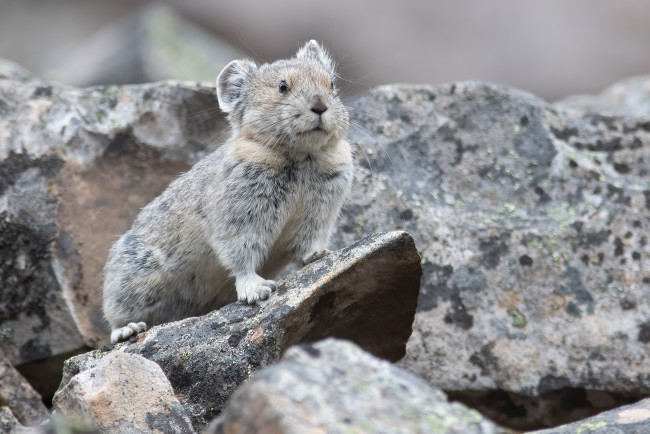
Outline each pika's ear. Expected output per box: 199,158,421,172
217,59,256,113
296,40,334,75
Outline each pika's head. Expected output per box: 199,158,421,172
217,40,349,154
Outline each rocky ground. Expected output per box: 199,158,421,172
0,58,649,432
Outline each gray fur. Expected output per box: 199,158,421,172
216,59,256,115
103,40,353,343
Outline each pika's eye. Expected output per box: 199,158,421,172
279,80,289,94
330,80,334,90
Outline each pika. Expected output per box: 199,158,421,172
102,41,353,343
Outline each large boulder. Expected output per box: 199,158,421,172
54,231,421,431
331,81,650,428
211,338,512,434
0,62,227,366
3,54,650,430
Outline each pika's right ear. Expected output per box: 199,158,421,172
217,59,256,113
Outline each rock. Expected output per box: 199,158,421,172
56,231,421,431
0,407,29,434
556,75,650,118
211,338,512,434
39,4,246,87
331,82,650,428
24,413,100,434
0,63,227,362
13,349,88,408
5,55,649,430
531,397,650,434
53,351,195,433
0,351,48,427
0,58,41,84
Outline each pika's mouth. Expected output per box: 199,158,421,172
298,125,326,135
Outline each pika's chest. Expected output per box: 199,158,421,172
273,153,343,184
286,159,352,202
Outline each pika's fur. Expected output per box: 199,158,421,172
102,41,353,343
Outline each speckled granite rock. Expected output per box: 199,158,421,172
531,397,650,434
210,338,512,434
0,62,226,359
53,351,195,433
56,231,421,431
556,75,650,118
329,82,650,427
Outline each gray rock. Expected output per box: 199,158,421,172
39,4,246,87
531,397,650,434
0,66,227,360
0,351,48,427
211,338,512,434
0,58,41,84
556,75,650,118
20,413,100,434
53,351,195,433
56,231,421,431
0,407,29,434
5,56,649,430
330,82,650,426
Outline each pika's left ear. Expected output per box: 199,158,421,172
296,40,335,75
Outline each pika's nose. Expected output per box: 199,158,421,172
310,94,328,115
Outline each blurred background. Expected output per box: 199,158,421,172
1,0,650,101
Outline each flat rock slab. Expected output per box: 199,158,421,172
57,231,421,431
329,81,650,426
212,338,512,434
531,397,650,434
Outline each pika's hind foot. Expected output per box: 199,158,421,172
110,322,147,343
236,274,276,304
301,249,331,266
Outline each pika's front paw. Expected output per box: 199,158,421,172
110,322,147,343
236,274,276,304
301,249,331,266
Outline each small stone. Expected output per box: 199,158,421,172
53,351,195,433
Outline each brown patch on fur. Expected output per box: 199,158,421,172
316,140,352,172
231,138,287,169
